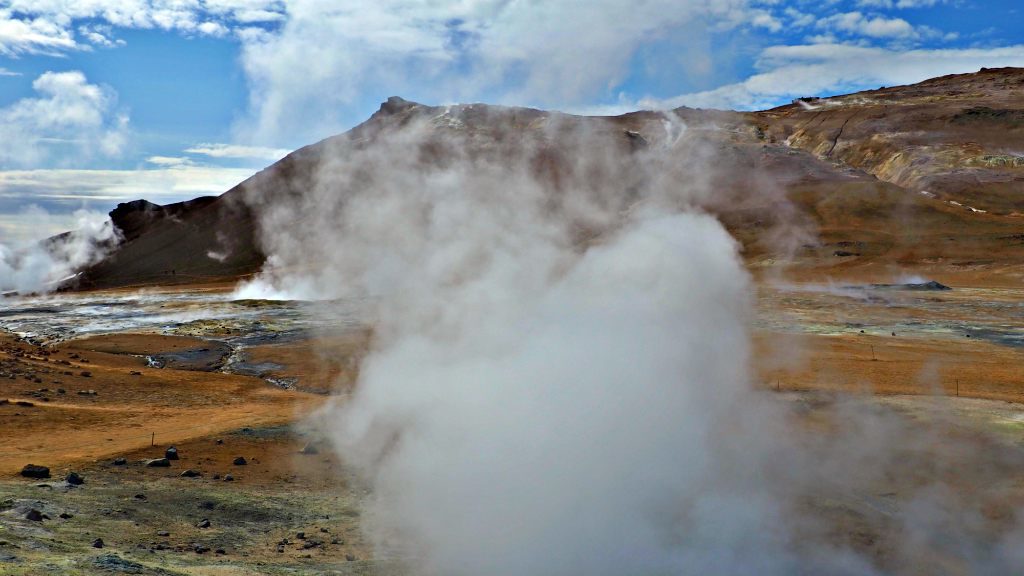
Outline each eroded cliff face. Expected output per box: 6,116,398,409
757,67,1024,216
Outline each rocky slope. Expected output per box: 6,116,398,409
72,68,1024,290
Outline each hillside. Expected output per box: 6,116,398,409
73,68,1024,290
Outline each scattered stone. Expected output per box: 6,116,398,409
92,538,104,549
276,545,285,553
112,458,127,466
157,531,169,537
300,442,320,455
346,554,356,562
134,494,147,500
77,390,97,396
180,469,201,478
145,458,170,468
129,371,142,376
56,388,65,394
296,532,305,540
215,549,225,555
212,474,221,480
65,472,84,485
331,538,343,545
302,540,320,550
25,509,43,522
223,474,234,482
193,544,210,554
20,464,50,479
196,519,211,529
92,553,145,574
232,456,247,466
215,438,223,445
59,512,73,519
320,527,329,533
80,371,92,378
165,446,179,460
15,401,33,407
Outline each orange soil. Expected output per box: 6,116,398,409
0,333,325,475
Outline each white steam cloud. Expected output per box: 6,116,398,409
240,105,1024,574
0,208,120,294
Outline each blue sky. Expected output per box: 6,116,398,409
0,0,1022,241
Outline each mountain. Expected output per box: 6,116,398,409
72,68,1024,291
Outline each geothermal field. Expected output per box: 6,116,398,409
1,68,1023,575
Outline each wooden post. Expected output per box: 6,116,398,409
151,432,155,447
871,345,876,361
956,378,959,397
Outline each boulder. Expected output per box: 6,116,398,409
232,457,247,466
145,458,171,468
165,446,179,460
65,472,84,485
20,464,50,479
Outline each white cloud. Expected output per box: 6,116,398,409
632,43,1024,111
184,142,290,161
818,11,917,39
0,71,129,167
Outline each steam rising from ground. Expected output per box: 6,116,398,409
0,208,119,294
241,109,1024,574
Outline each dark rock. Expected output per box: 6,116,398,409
80,371,91,377
145,458,170,467
157,531,169,537
179,469,201,478
112,458,127,466
134,493,147,500
65,472,84,485
232,456,247,466
296,532,305,540
15,401,33,407
299,442,320,455
193,544,210,554
20,464,50,479
92,538,104,548
215,548,225,555
196,518,210,528
25,509,43,521
165,446,179,460
59,512,73,519
346,554,356,561
223,474,234,482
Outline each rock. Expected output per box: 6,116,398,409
296,532,305,540
346,554,356,562
92,538,104,548
65,472,84,485
59,512,73,519
223,474,234,482
157,531,169,537
193,544,210,554
215,548,225,555
179,469,201,478
196,518,211,528
129,371,141,376
165,446,179,460
232,456,247,466
215,438,223,445
112,458,127,466
145,458,170,467
20,464,50,479
15,401,33,407
80,371,91,378
300,442,320,455
25,509,43,521
134,494,147,500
